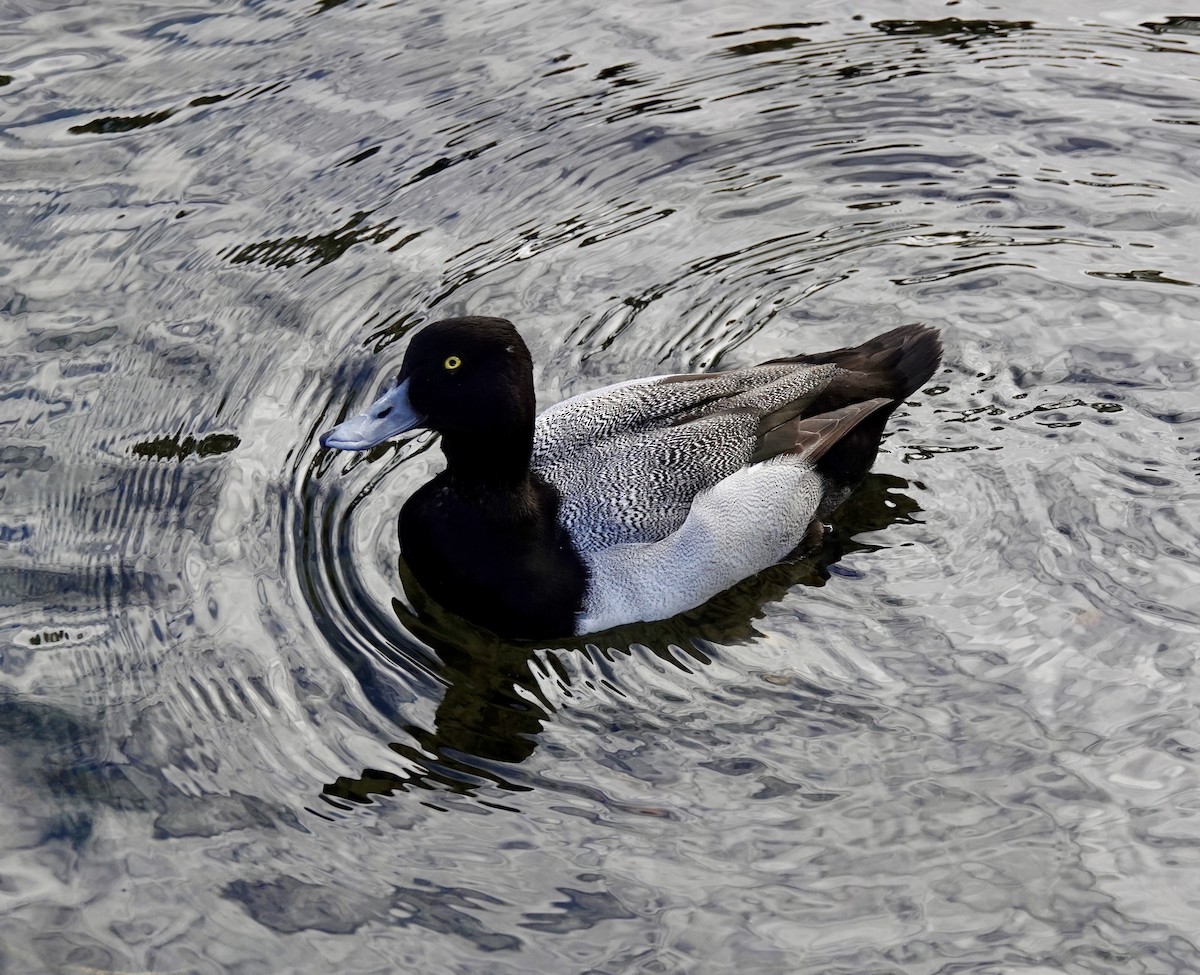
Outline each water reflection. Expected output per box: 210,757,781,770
871,17,1035,47
4,0,1200,969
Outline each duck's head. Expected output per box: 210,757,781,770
320,316,535,453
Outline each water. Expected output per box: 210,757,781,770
2,0,1199,971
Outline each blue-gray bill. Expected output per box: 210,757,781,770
319,378,424,451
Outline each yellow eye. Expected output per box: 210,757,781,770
444,355,462,371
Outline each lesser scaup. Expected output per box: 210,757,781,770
320,316,941,638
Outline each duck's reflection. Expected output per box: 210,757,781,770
321,472,921,807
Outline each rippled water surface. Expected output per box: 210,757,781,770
2,0,1200,971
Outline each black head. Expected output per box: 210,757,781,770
399,316,535,440
320,316,538,478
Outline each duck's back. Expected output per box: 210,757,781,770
532,322,941,556
533,362,835,551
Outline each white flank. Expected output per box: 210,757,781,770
576,458,823,632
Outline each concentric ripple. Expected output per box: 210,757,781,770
1,1,1199,971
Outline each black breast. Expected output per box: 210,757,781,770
399,473,589,639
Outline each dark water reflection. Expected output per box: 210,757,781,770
3,0,1200,972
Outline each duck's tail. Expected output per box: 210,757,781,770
780,322,943,401
773,323,943,488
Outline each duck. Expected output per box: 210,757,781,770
320,316,941,639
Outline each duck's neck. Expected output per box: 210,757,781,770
440,423,535,489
